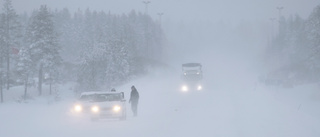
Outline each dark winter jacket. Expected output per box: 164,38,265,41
129,88,139,104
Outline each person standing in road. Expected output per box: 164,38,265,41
129,85,139,116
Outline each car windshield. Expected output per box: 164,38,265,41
79,93,122,102
79,94,95,101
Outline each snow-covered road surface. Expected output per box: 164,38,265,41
1,75,320,137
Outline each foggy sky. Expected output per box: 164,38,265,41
4,0,320,23
2,0,319,65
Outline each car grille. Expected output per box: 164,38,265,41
100,107,113,111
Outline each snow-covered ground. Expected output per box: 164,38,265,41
1,71,320,137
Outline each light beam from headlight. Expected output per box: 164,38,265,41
113,105,121,112
181,85,188,92
197,85,202,90
91,106,99,113
74,105,82,112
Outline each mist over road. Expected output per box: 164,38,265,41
1,65,319,137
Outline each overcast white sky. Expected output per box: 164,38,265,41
2,0,319,65
4,0,320,23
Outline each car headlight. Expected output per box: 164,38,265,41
91,106,100,113
113,105,121,112
197,85,202,90
181,85,188,92
74,105,82,112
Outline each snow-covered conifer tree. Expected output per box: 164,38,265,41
305,5,320,82
77,9,106,90
1,0,21,90
25,5,62,95
0,15,5,102
16,47,33,99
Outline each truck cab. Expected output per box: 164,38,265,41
180,63,203,92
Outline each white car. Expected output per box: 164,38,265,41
73,91,127,121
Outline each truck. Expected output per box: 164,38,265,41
180,63,203,92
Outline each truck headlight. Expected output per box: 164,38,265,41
91,106,99,113
74,105,82,112
113,105,121,112
197,85,202,90
181,85,188,92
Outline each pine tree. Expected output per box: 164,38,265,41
53,8,75,62
25,5,62,95
16,47,33,100
1,0,21,90
74,9,165,90
0,14,5,102
306,5,320,82
105,34,130,87
77,9,106,91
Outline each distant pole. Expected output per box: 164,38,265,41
143,1,151,15
0,56,3,103
157,12,164,27
157,12,164,61
5,5,10,90
276,7,284,37
143,1,151,58
276,6,284,18
269,17,276,41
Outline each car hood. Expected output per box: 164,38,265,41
77,100,122,107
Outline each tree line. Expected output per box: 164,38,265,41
0,0,165,102
263,5,320,87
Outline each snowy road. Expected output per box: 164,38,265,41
1,75,320,137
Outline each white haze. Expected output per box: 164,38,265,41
1,73,320,137
5,0,320,67
1,0,320,137
7,0,320,21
